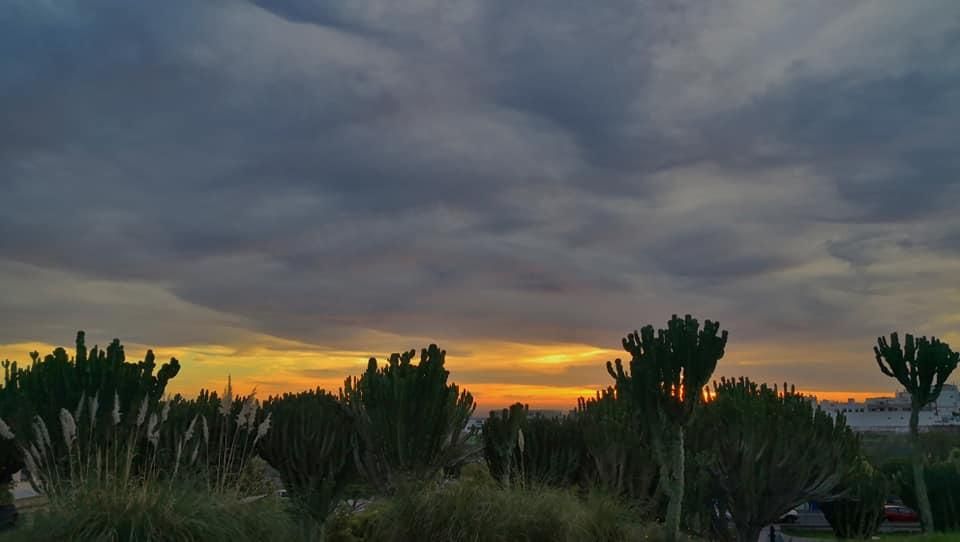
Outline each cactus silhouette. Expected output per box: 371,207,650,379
692,377,859,542
605,314,727,542
340,344,476,491
874,332,959,532
258,388,355,524
0,331,181,480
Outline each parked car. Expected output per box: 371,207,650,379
883,504,919,522
777,509,799,523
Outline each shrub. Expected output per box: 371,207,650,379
358,481,648,542
4,480,295,542
819,458,890,539
894,457,960,532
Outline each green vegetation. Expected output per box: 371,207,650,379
0,323,957,541
605,314,728,542
482,403,585,488
340,344,477,492
690,378,859,542
5,480,295,542
258,388,356,525
818,458,890,539
874,332,959,532
337,481,649,542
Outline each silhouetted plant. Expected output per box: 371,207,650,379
605,314,727,542
891,453,960,532
818,458,890,540
0,331,180,497
576,388,659,507
340,344,476,492
258,388,356,529
482,403,585,488
693,377,859,542
482,403,527,487
874,332,959,532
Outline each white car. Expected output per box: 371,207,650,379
777,509,799,523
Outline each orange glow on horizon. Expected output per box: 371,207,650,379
0,338,906,413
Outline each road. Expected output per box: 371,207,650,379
788,510,920,533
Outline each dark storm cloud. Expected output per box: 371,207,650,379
1,0,959,359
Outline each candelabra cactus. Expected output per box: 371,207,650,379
258,388,356,525
605,314,727,542
874,332,958,532
340,344,476,492
693,378,859,542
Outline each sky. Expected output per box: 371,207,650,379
1,1,959,413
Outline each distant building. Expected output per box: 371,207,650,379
817,384,960,432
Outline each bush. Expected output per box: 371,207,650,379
819,459,890,539
355,481,647,542
894,457,960,532
4,480,295,542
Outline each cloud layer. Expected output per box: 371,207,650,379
2,1,959,406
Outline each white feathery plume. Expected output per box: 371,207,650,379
146,413,159,447
247,399,260,431
219,376,234,417
28,443,43,467
20,447,43,493
236,395,257,429
135,396,149,428
160,401,170,424
190,441,200,464
200,415,209,447
33,415,52,454
60,408,77,450
253,412,271,446
0,417,14,440
74,391,86,425
184,415,198,443
89,392,99,432
112,391,122,425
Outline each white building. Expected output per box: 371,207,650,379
817,384,960,432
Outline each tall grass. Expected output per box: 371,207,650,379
4,478,295,542
353,480,649,542
0,378,279,541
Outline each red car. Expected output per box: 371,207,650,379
883,505,919,522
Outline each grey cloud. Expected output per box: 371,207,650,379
1,0,959,384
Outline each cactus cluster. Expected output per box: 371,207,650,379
340,344,476,491
0,331,181,480
692,377,859,542
258,388,356,523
